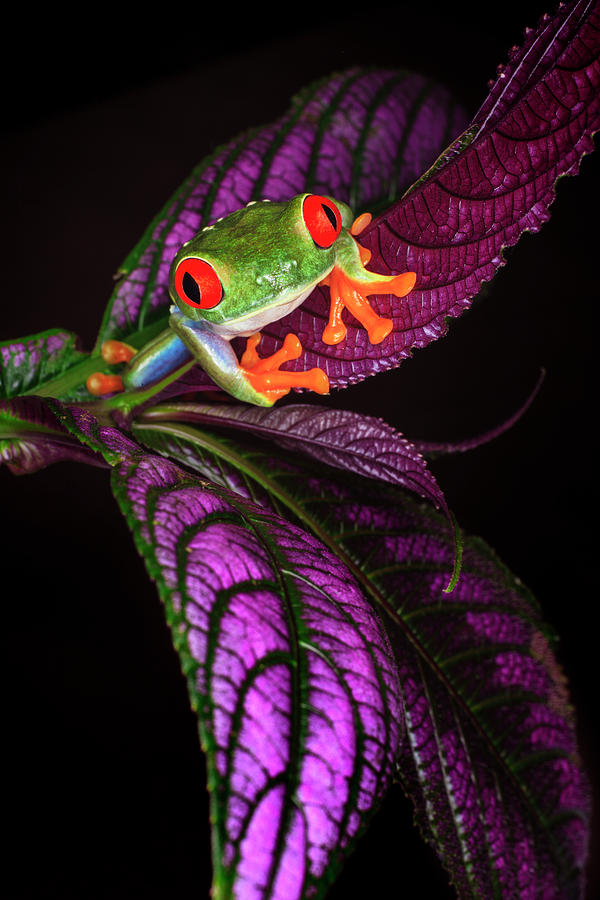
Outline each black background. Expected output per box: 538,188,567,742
1,2,598,897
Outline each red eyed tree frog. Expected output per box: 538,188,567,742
87,193,417,406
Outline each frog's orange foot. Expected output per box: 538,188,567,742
241,332,329,402
86,372,125,396
86,341,136,395
320,247,417,346
101,339,137,364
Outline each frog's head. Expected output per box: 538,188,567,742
168,194,353,329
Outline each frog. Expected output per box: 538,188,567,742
86,193,417,406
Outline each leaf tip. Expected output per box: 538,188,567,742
443,509,463,593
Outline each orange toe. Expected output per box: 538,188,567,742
101,340,137,364
86,372,124,396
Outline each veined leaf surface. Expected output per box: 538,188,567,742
137,399,463,590
0,395,106,474
348,0,600,382
138,400,448,510
0,329,91,403
43,400,403,900
132,419,590,899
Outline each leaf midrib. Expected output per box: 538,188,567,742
139,402,441,500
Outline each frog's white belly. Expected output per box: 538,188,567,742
209,279,326,340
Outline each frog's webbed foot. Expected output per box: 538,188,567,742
319,213,417,346
86,340,137,395
241,333,329,404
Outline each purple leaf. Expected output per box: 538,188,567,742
47,399,147,465
0,396,107,474
95,68,466,351
37,403,403,899
354,493,590,899
137,430,590,898
322,0,600,384
412,369,546,457
112,450,403,900
309,481,591,898
138,400,448,509
136,399,463,591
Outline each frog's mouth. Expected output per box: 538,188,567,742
208,279,326,341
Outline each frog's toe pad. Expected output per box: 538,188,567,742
388,271,417,297
368,316,394,345
101,340,137,364
86,372,124,396
322,321,347,345
303,368,329,395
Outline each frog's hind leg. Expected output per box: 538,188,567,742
86,330,193,396
168,312,328,406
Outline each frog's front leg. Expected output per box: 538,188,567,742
86,328,193,395
320,214,417,345
170,310,329,407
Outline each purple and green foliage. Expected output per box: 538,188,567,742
1,1,598,897
131,416,590,899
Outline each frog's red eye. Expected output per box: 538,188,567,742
302,195,342,248
174,258,223,309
